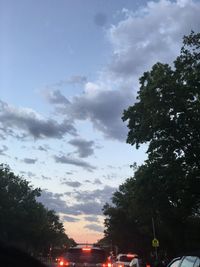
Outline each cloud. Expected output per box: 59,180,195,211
0,100,76,139
23,158,37,164
68,138,95,158
61,180,82,188
37,190,81,215
50,87,134,141
108,0,200,78
73,185,116,205
41,175,52,180
71,202,103,215
43,75,87,91
38,190,103,216
93,178,102,185
66,171,73,175
54,155,96,172
38,186,116,216
37,145,50,152
20,171,36,178
84,223,104,233
0,145,8,156
84,216,100,223
62,215,80,222
44,90,70,105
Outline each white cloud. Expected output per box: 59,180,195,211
108,0,200,78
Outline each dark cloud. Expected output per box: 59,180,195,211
66,171,73,175
37,191,81,215
84,223,104,232
73,185,116,205
71,202,103,215
37,145,50,152
46,75,87,88
54,155,96,172
38,187,115,216
93,178,102,185
84,216,99,223
38,190,103,216
62,88,133,141
61,180,82,188
62,215,80,222
0,100,76,139
20,171,36,178
23,158,37,164
41,175,52,180
68,138,95,158
45,90,70,105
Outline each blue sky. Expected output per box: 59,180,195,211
1,0,200,243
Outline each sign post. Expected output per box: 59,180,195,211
151,218,159,260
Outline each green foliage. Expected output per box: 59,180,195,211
0,164,74,254
104,32,200,256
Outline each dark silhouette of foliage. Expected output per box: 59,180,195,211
0,163,74,255
104,32,200,256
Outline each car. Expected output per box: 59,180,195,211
129,257,144,267
167,257,182,267
114,254,138,267
167,254,200,267
57,244,107,267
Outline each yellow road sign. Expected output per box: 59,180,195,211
152,238,159,247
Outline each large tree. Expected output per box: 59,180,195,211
104,32,200,256
0,164,74,255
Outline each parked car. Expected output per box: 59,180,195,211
129,256,144,267
167,254,200,267
167,257,182,267
114,253,138,267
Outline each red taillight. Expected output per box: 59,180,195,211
102,262,112,267
118,264,124,267
82,247,92,252
59,259,69,266
127,254,135,258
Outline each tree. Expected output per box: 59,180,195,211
104,32,200,256
122,32,200,220
0,164,74,254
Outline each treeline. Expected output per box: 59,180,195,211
103,32,200,258
0,164,75,256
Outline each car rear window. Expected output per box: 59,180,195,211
64,248,106,263
119,256,135,262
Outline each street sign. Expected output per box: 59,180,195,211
152,238,159,247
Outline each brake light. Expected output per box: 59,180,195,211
118,264,124,267
82,247,92,252
102,261,112,267
127,254,135,258
59,259,69,266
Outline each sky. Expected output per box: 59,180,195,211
0,0,200,243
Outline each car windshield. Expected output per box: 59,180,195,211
64,248,106,263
